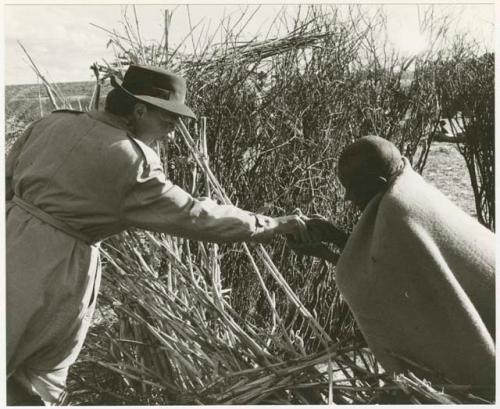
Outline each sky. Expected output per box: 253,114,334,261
2,2,496,85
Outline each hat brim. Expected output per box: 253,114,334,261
111,76,196,120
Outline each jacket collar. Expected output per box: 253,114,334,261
86,110,134,133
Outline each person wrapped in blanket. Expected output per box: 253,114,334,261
288,135,495,400
6,65,311,405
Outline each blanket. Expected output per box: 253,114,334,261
335,159,495,387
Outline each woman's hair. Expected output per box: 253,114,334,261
338,135,403,185
337,135,404,207
104,88,141,116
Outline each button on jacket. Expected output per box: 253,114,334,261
6,109,272,403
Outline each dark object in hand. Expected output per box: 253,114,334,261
286,217,349,263
286,235,340,263
305,217,349,249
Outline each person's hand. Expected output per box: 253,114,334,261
287,210,349,249
271,212,311,243
304,216,349,249
286,235,340,263
282,210,348,264
251,209,311,244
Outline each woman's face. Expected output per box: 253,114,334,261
338,161,386,209
131,104,179,145
341,173,381,209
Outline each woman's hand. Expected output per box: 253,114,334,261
286,235,340,263
303,217,349,249
283,209,349,264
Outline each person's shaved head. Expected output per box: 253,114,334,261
338,135,403,209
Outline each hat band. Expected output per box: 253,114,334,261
126,85,171,101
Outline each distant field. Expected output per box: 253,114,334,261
6,81,99,110
6,81,110,124
6,81,95,99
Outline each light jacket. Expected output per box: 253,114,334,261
6,109,273,403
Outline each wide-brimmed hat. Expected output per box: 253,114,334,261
110,65,196,119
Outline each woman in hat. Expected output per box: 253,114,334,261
6,65,309,405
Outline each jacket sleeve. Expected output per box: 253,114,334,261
120,141,275,243
5,123,37,201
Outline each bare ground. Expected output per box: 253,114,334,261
422,142,476,217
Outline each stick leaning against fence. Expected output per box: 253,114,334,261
177,119,333,345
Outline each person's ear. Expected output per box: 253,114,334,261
132,103,147,120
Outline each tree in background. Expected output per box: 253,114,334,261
435,46,494,230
